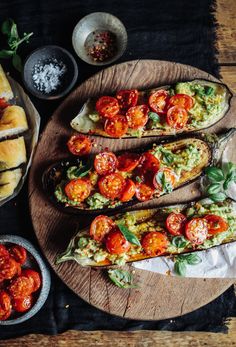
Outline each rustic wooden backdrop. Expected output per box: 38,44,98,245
1,0,236,345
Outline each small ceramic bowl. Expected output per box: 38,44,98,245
0,235,51,325
72,12,127,66
23,45,78,100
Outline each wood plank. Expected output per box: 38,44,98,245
216,0,236,64
220,66,236,93
1,317,236,347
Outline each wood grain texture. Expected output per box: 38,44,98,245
29,60,235,321
220,66,236,93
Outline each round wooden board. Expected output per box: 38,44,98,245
29,60,235,320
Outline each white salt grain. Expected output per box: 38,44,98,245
32,58,66,94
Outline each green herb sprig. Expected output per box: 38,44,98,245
204,162,236,202
107,269,138,289
117,223,141,247
174,253,202,276
0,19,33,72
155,171,173,194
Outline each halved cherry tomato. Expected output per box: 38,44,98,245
142,232,168,256
135,182,154,202
166,213,187,236
185,218,208,245
13,295,33,313
65,178,91,203
0,291,11,321
98,173,125,200
137,152,160,175
96,96,119,118
0,98,10,110
148,90,169,114
153,167,177,193
126,105,149,129
168,94,194,111
67,135,92,156
9,245,27,265
94,152,118,176
21,269,41,292
0,245,9,258
120,179,136,202
117,153,141,172
204,215,228,235
106,228,130,255
116,89,138,112
0,256,21,282
166,106,188,129
90,215,115,242
104,115,128,138
8,276,34,299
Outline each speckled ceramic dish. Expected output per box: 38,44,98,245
72,12,127,66
0,235,51,325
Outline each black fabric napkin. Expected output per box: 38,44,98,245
1,0,236,339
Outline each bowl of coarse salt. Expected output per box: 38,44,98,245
23,45,78,100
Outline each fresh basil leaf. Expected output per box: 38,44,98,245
183,253,202,265
222,162,236,177
117,223,141,247
0,49,14,58
107,269,138,289
205,167,224,182
205,86,214,96
148,112,160,124
172,236,188,249
136,176,142,183
223,172,235,190
155,171,173,194
209,192,226,202
174,260,186,277
10,22,19,40
67,162,92,179
206,183,222,195
12,54,22,72
77,237,88,249
1,18,13,36
160,148,174,164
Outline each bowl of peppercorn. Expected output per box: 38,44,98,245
72,12,128,66
23,45,78,100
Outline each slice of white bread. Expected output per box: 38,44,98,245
0,137,27,172
0,168,22,201
0,65,13,100
0,105,28,139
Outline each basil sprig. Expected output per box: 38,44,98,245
0,19,33,71
117,223,141,247
171,236,188,249
204,162,236,202
67,161,92,180
174,253,202,276
155,171,173,194
148,112,160,124
107,269,138,289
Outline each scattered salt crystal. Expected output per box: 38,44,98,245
32,58,66,94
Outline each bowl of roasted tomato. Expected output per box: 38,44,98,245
0,235,51,324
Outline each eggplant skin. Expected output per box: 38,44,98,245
70,79,233,138
42,133,212,215
56,199,236,267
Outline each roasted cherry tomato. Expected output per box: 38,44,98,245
21,269,41,292
0,291,11,321
120,179,136,202
0,256,21,282
0,98,10,110
116,89,138,112
104,115,128,138
148,90,169,114
13,295,33,313
166,213,187,236
96,96,119,118
126,105,149,129
138,152,160,175
67,134,92,156
0,245,9,258
168,94,194,111
142,232,168,256
204,214,228,235
185,218,208,245
9,245,27,265
94,152,118,176
106,229,131,255
135,182,154,202
166,106,188,129
90,215,115,242
65,178,91,203
153,167,177,192
117,153,141,172
8,275,34,299
98,173,125,200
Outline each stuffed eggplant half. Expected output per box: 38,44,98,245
42,129,235,215
56,198,236,266
71,79,232,138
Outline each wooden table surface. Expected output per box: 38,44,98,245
1,0,236,345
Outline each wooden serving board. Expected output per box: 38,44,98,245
29,60,235,320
